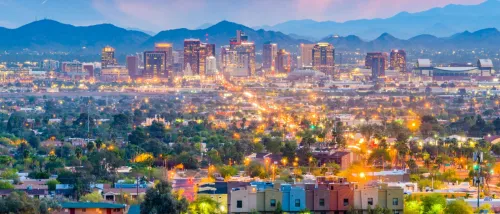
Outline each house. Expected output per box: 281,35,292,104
353,183,404,214
54,202,126,214
229,186,258,213
280,184,306,213
302,183,354,214
197,182,228,207
256,183,282,213
313,151,353,170
0,189,49,199
102,188,147,202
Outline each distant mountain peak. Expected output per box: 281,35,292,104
376,33,397,40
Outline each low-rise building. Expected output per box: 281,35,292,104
54,202,126,214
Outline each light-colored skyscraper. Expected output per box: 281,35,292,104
300,44,315,67
206,56,217,75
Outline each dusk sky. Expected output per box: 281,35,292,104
0,0,486,32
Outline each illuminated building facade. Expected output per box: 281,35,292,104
82,64,94,79
276,49,291,73
154,43,174,71
371,53,386,80
390,49,407,72
101,46,117,68
312,43,335,76
205,43,216,57
263,42,278,72
184,39,201,75
143,51,167,79
300,44,315,67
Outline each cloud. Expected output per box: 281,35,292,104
91,0,485,31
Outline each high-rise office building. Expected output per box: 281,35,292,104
221,31,255,76
184,39,201,75
263,42,278,72
205,43,216,57
371,53,386,80
206,56,217,75
101,46,117,68
276,49,291,73
390,49,407,72
366,52,389,69
183,39,214,76
312,43,335,76
143,51,167,79
300,44,315,67
154,43,174,70
126,55,139,77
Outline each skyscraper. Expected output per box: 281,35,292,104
143,51,167,79
221,31,255,76
206,56,217,75
312,43,335,76
154,43,174,70
263,42,278,72
184,39,201,75
371,53,386,80
205,43,216,57
300,44,315,67
101,46,117,68
276,49,291,73
390,49,407,72
126,55,139,77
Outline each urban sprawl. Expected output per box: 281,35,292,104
0,30,499,214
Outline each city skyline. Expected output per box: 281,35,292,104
0,0,485,32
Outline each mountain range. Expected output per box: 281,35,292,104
2,19,500,54
256,0,500,40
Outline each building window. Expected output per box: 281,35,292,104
237,200,243,208
343,198,349,206
368,197,373,205
82,208,86,212
295,199,301,207
270,199,276,207
113,209,121,212
393,198,399,206
319,199,325,206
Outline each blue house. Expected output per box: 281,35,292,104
281,184,306,213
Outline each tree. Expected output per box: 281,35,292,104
421,193,446,214
188,196,224,214
27,133,40,149
140,180,188,214
445,199,473,214
217,165,238,178
0,181,14,189
129,127,148,145
273,201,283,214
367,149,391,167
46,179,60,191
405,200,423,214
0,191,38,214
80,191,104,202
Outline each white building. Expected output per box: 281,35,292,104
206,56,217,75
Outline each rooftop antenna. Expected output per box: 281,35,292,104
205,33,209,42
